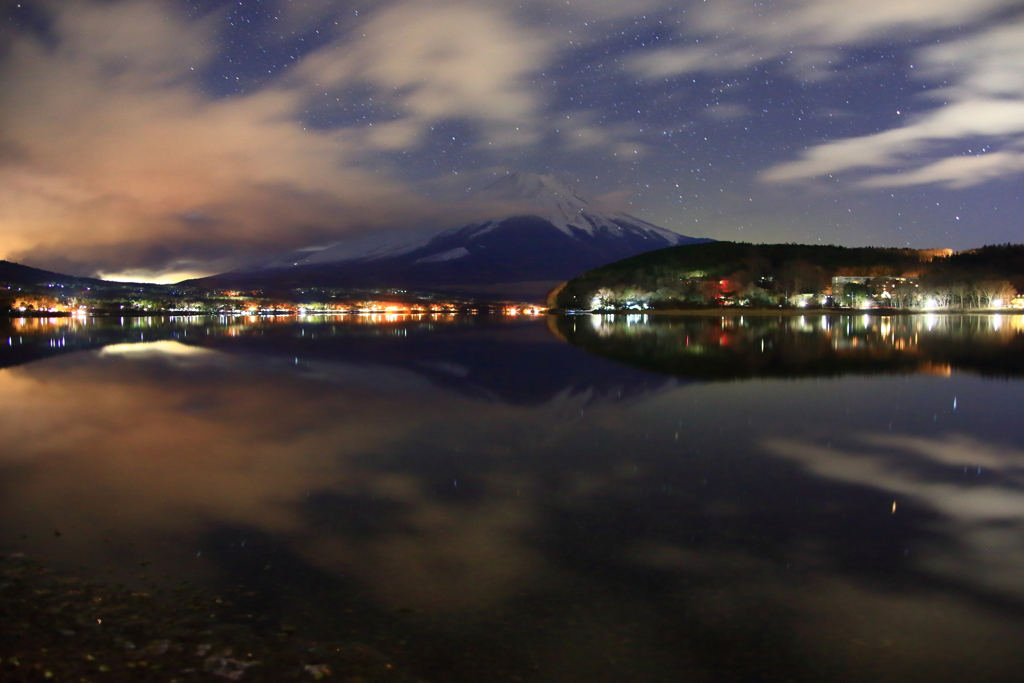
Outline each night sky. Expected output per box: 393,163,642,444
1,0,1022,282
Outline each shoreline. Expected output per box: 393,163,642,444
4,308,1021,321
561,307,1018,316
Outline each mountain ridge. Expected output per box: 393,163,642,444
0,260,109,287
190,172,710,300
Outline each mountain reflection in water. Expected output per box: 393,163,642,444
2,313,1024,682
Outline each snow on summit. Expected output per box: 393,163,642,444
477,172,597,219
207,171,710,300
474,172,676,240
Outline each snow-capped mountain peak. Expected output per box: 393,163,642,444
206,171,710,300
477,172,595,212
468,171,682,243
473,172,605,237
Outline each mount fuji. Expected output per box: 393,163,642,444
193,172,710,300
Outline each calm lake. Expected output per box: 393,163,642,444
3,312,1024,682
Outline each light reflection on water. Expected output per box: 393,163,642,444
563,312,1024,380
2,313,1024,681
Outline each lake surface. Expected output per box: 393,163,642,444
3,312,1024,682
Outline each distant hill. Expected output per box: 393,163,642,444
186,172,710,301
0,259,171,315
555,241,1024,309
935,244,1024,285
0,260,107,288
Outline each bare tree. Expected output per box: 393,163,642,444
977,280,1016,307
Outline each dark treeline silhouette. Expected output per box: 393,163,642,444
555,242,1023,310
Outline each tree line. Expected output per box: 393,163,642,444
556,242,1024,310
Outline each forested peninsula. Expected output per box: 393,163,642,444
554,242,1024,311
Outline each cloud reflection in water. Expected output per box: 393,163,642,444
765,432,1024,599
3,316,1024,680
0,341,553,611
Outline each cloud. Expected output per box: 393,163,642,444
295,1,553,150
0,1,444,279
628,0,1018,78
273,0,352,35
621,1,1024,191
857,149,1024,189
6,0,1019,275
760,18,1024,187
694,0,1016,45
0,0,560,280
704,103,749,121
556,112,650,154
531,0,668,20
621,0,1024,190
